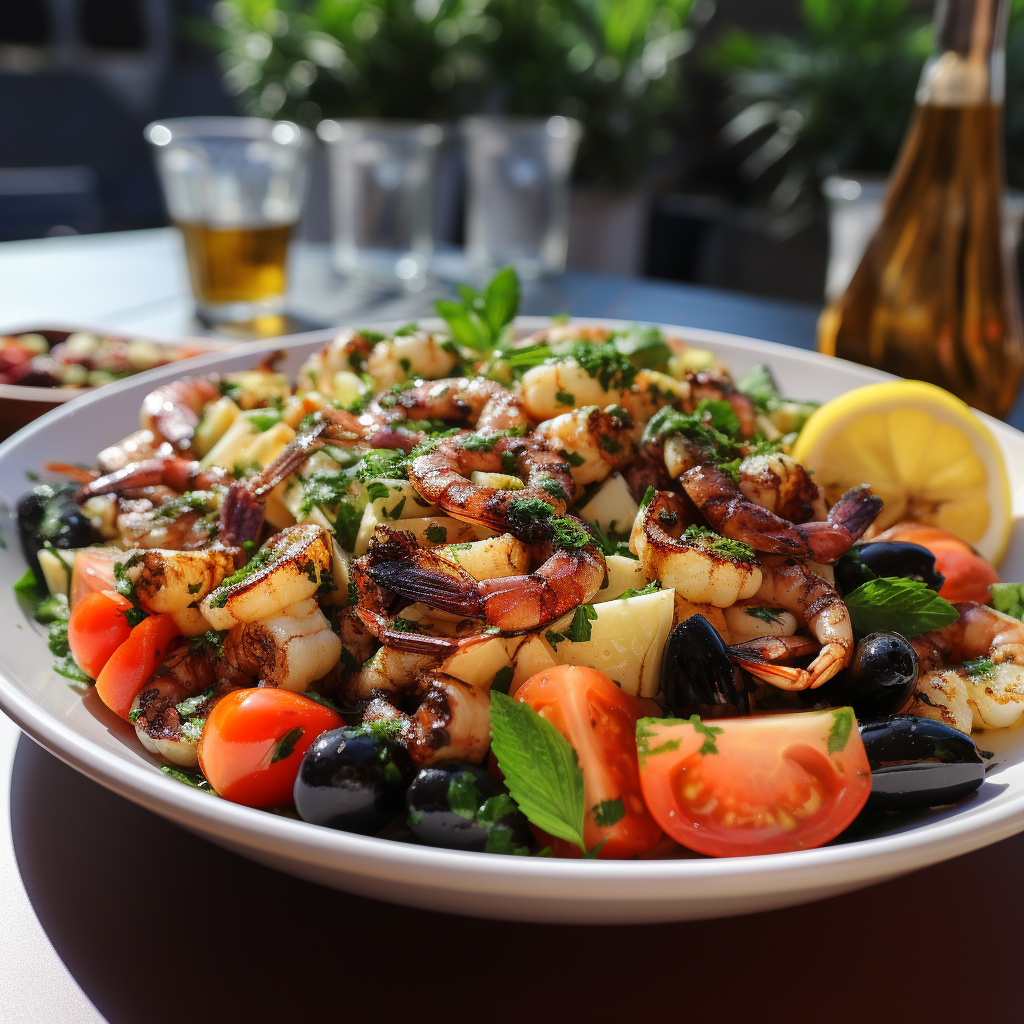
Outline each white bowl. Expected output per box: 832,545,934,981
2,319,1024,924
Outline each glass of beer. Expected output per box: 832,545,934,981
144,117,311,326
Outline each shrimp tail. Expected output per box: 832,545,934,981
356,609,464,656
797,484,883,562
218,485,265,550
363,542,486,619
729,634,820,662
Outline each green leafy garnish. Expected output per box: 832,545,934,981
844,577,959,637
175,687,214,719
963,657,996,678
271,726,305,763
491,665,514,694
615,581,662,601
546,604,598,648
610,325,672,372
425,523,447,544
489,691,587,854
434,266,519,352
113,554,147,627
745,606,781,624
593,798,625,827
681,524,757,565
827,708,854,754
447,772,484,820
589,520,636,559
555,390,576,406
160,765,216,793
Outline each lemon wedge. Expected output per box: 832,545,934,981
791,380,1011,564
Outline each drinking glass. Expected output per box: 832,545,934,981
144,117,311,325
317,119,443,290
461,115,582,280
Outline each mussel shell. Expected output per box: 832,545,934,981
835,542,945,595
661,614,749,719
16,484,94,578
859,715,985,811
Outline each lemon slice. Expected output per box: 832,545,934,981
791,380,1011,564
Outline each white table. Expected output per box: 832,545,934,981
3,229,1023,1024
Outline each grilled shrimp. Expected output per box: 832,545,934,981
222,596,342,692
520,355,634,421
123,547,236,614
363,672,492,766
141,376,221,452
664,435,881,562
115,489,222,550
392,377,528,432
407,432,576,533
728,556,853,689
201,524,333,630
358,519,604,633
131,646,250,766
737,452,826,523
723,600,800,644
76,456,228,504
96,429,163,474
910,603,1024,731
630,490,762,607
533,405,635,488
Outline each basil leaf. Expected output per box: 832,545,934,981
489,691,586,852
482,266,519,336
844,576,959,637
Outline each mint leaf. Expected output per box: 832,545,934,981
845,577,959,637
271,726,304,763
563,604,598,642
611,325,671,372
489,691,586,852
593,798,625,827
991,582,1024,621
447,771,483,820
736,364,781,413
482,266,520,336
827,707,854,754
491,665,514,694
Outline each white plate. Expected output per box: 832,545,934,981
2,318,1024,924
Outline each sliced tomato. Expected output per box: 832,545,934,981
637,710,871,857
94,614,181,719
69,548,121,610
515,665,662,859
67,589,133,679
876,523,999,604
198,688,342,807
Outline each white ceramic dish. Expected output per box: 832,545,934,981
2,318,1024,925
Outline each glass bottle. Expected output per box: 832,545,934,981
817,0,1024,418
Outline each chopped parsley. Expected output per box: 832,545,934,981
555,390,576,406
113,554,147,626
271,726,305,763
425,523,448,544
681,525,757,564
189,629,228,656
207,543,283,608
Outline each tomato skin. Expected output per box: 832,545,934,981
94,614,182,720
69,548,121,610
876,523,999,604
198,689,342,807
67,590,133,679
515,665,662,859
637,710,871,857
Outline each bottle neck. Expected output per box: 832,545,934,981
917,0,1008,105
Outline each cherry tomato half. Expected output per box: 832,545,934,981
94,613,181,720
875,523,999,604
636,709,871,857
198,689,342,808
69,548,120,610
67,589,133,679
515,665,662,859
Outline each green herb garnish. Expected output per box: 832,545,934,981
844,577,959,638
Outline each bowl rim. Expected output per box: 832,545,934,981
1,315,1022,899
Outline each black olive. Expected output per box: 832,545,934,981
293,726,409,834
835,542,945,595
662,615,749,718
406,763,530,853
828,632,919,720
16,484,95,578
859,715,985,811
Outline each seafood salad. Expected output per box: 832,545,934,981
13,270,1023,859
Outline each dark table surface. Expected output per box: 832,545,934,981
3,230,1023,1024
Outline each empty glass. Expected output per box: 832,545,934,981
317,119,443,291
461,116,582,280
145,116,311,325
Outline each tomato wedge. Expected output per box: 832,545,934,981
67,589,133,679
875,523,999,604
94,614,182,720
516,665,662,859
198,689,342,807
637,710,871,857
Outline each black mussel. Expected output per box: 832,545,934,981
293,726,409,834
406,763,530,853
835,542,945,595
662,615,749,718
859,715,985,811
830,632,919,720
16,483,95,577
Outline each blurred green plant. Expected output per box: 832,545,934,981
198,0,701,189
709,0,933,228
